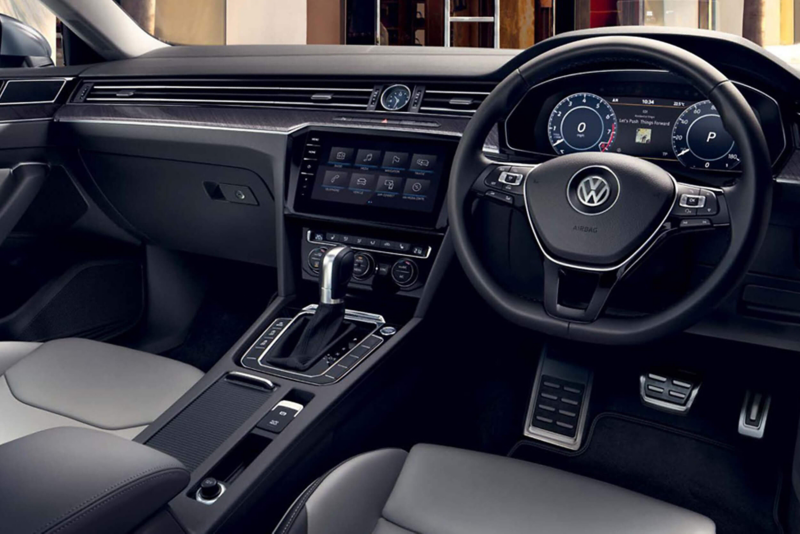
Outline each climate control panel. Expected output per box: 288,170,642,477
302,228,434,294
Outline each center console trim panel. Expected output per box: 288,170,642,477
240,304,386,385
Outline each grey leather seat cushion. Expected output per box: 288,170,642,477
276,444,715,534
0,338,203,445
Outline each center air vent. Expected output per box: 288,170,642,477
419,84,494,115
73,81,374,111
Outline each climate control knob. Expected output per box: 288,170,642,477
307,247,328,273
391,258,418,288
352,252,375,280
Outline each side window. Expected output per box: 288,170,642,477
0,1,63,67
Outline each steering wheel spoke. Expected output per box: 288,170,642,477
471,160,536,210
543,258,620,322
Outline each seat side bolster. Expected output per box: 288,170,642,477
0,341,41,375
275,449,408,534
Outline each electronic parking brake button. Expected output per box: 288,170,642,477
258,401,304,434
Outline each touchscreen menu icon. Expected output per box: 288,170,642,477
403,178,430,197
349,173,376,193
328,147,354,165
382,152,409,170
410,154,437,172
355,149,382,167
322,170,348,188
376,175,404,195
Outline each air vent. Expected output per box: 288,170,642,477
73,80,374,111
419,84,494,115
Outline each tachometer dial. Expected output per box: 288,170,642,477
671,100,740,170
548,93,617,154
380,84,411,111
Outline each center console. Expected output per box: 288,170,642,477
131,127,457,534
236,128,454,386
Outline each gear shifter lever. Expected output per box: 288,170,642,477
265,246,355,371
320,246,355,305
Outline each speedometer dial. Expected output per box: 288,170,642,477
548,93,617,154
671,100,740,170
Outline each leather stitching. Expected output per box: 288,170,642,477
46,470,186,534
279,478,323,534
32,465,185,534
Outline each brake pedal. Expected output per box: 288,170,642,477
739,391,770,439
640,370,700,414
524,353,592,451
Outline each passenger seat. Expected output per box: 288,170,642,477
0,338,202,445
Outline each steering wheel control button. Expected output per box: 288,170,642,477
499,171,524,186
679,218,712,229
698,189,719,216
485,189,514,205
258,401,304,434
640,371,700,413
391,259,418,287
679,194,706,209
352,253,375,280
307,247,328,273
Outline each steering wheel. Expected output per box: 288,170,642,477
448,36,773,344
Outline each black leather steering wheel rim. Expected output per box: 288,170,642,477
448,35,773,344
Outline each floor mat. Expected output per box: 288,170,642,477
164,264,276,372
510,415,783,534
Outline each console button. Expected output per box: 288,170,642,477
352,253,375,280
307,247,328,272
257,404,300,434
391,259,418,287
411,245,428,257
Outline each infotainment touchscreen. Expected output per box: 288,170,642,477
293,131,453,228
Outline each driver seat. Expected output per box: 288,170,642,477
274,444,714,534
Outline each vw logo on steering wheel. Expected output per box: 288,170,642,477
576,176,611,207
567,166,620,216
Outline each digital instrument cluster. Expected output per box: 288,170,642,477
546,93,740,170
502,72,785,176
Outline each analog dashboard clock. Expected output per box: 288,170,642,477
380,84,412,111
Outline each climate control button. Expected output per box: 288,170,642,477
307,247,328,273
391,259,418,287
352,252,375,280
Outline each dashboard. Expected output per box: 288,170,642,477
502,70,787,179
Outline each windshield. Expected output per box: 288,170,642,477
112,0,800,64
3,1,799,66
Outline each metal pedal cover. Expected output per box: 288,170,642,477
739,391,770,439
524,354,592,451
640,370,700,414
